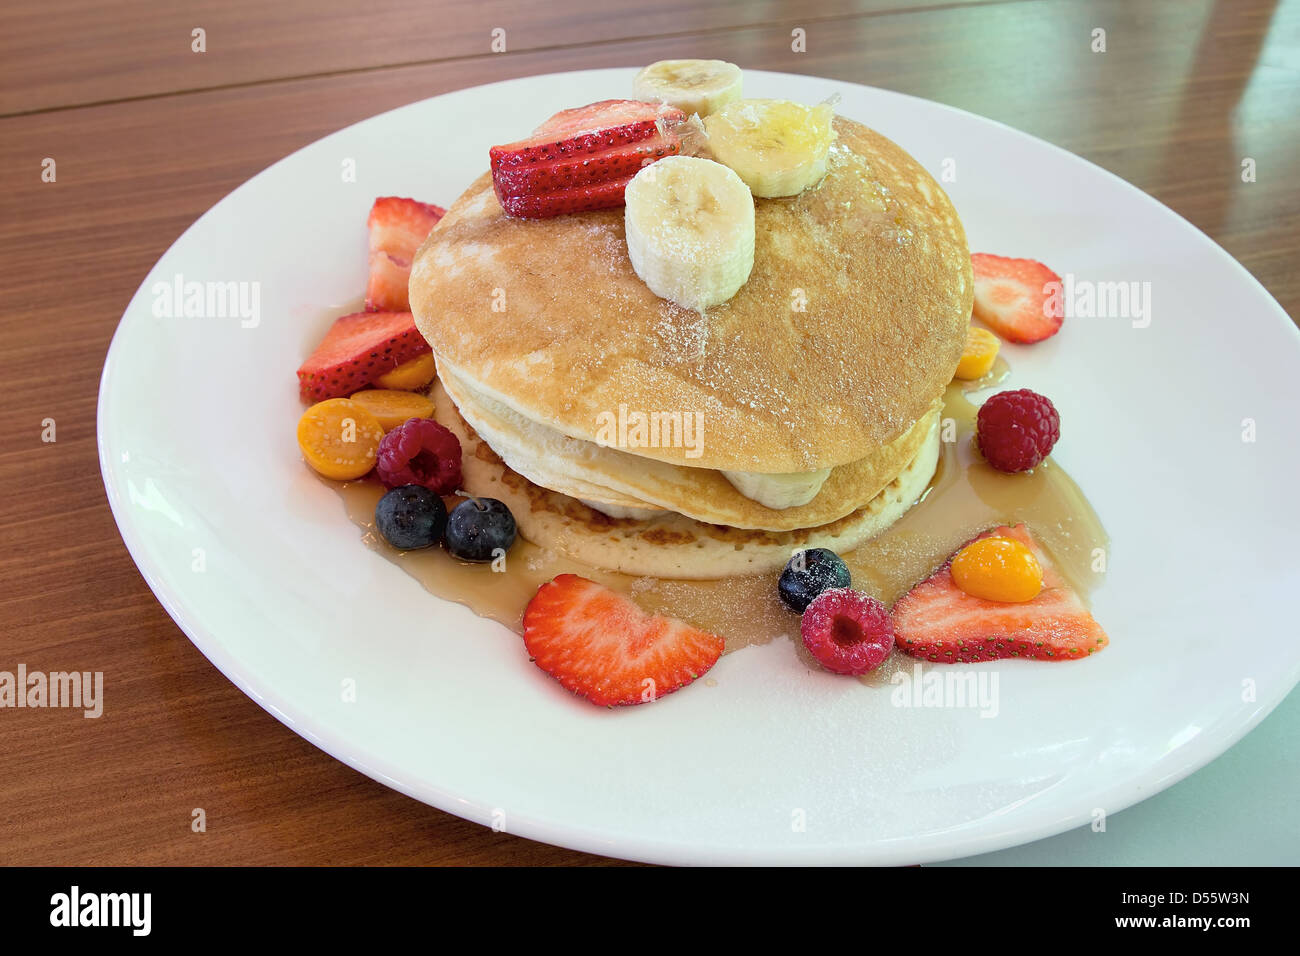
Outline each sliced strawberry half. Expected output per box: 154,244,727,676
496,174,637,220
490,99,686,220
523,574,725,707
365,197,446,312
296,311,431,402
970,253,1064,344
494,99,684,166
534,98,675,135
492,133,680,193
365,251,414,314
892,523,1108,663
368,196,446,258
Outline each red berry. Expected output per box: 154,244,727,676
892,523,1109,663
489,99,685,219
800,588,894,676
376,418,462,494
523,574,724,707
365,197,445,312
970,253,1064,344
295,311,428,402
975,389,1060,473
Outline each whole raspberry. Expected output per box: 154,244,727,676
800,588,894,676
975,389,1060,473
376,418,462,494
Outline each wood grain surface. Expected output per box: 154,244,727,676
1,0,1296,866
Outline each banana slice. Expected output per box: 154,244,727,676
624,155,755,313
721,468,832,509
704,98,837,198
632,59,743,118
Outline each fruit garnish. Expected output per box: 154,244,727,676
489,99,686,219
975,388,1060,473
953,325,1001,380
800,588,894,676
367,196,445,262
522,574,725,706
525,99,681,151
297,398,385,480
296,311,431,402
445,497,517,562
778,548,851,613
347,389,435,431
632,59,743,118
365,197,446,312
364,252,413,316
490,134,680,195
623,155,754,312
375,417,462,494
970,253,1064,344
703,98,836,198
950,536,1042,603
374,352,437,390
893,523,1108,662
493,175,640,220
375,485,448,550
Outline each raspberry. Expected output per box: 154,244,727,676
800,588,894,676
975,389,1060,473
376,418,462,494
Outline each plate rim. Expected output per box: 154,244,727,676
97,67,1300,865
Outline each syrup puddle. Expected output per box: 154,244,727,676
332,355,1107,675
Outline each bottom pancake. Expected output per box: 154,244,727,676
433,381,941,579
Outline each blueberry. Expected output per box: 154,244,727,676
445,497,517,562
375,485,447,550
778,548,851,613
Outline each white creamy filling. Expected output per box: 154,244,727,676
577,499,667,520
439,357,836,512
720,467,833,509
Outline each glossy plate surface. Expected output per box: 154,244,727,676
98,69,1300,865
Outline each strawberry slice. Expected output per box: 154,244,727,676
496,175,636,220
365,197,446,312
365,251,414,314
892,523,1108,663
970,253,1064,344
534,98,674,135
489,100,685,220
523,574,725,706
491,133,681,194
368,196,446,259
296,311,431,402
494,99,684,165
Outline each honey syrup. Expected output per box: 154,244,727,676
331,357,1107,672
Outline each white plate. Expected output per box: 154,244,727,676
98,69,1300,865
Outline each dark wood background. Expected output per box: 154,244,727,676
1,0,1296,865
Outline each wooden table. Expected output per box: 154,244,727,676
1,0,1295,865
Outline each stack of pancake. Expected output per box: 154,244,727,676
410,117,972,578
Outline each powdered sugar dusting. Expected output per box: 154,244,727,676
653,301,709,364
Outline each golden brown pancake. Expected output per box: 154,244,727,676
410,116,971,474
438,356,940,531
431,382,941,579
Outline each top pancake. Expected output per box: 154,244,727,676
409,116,972,472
